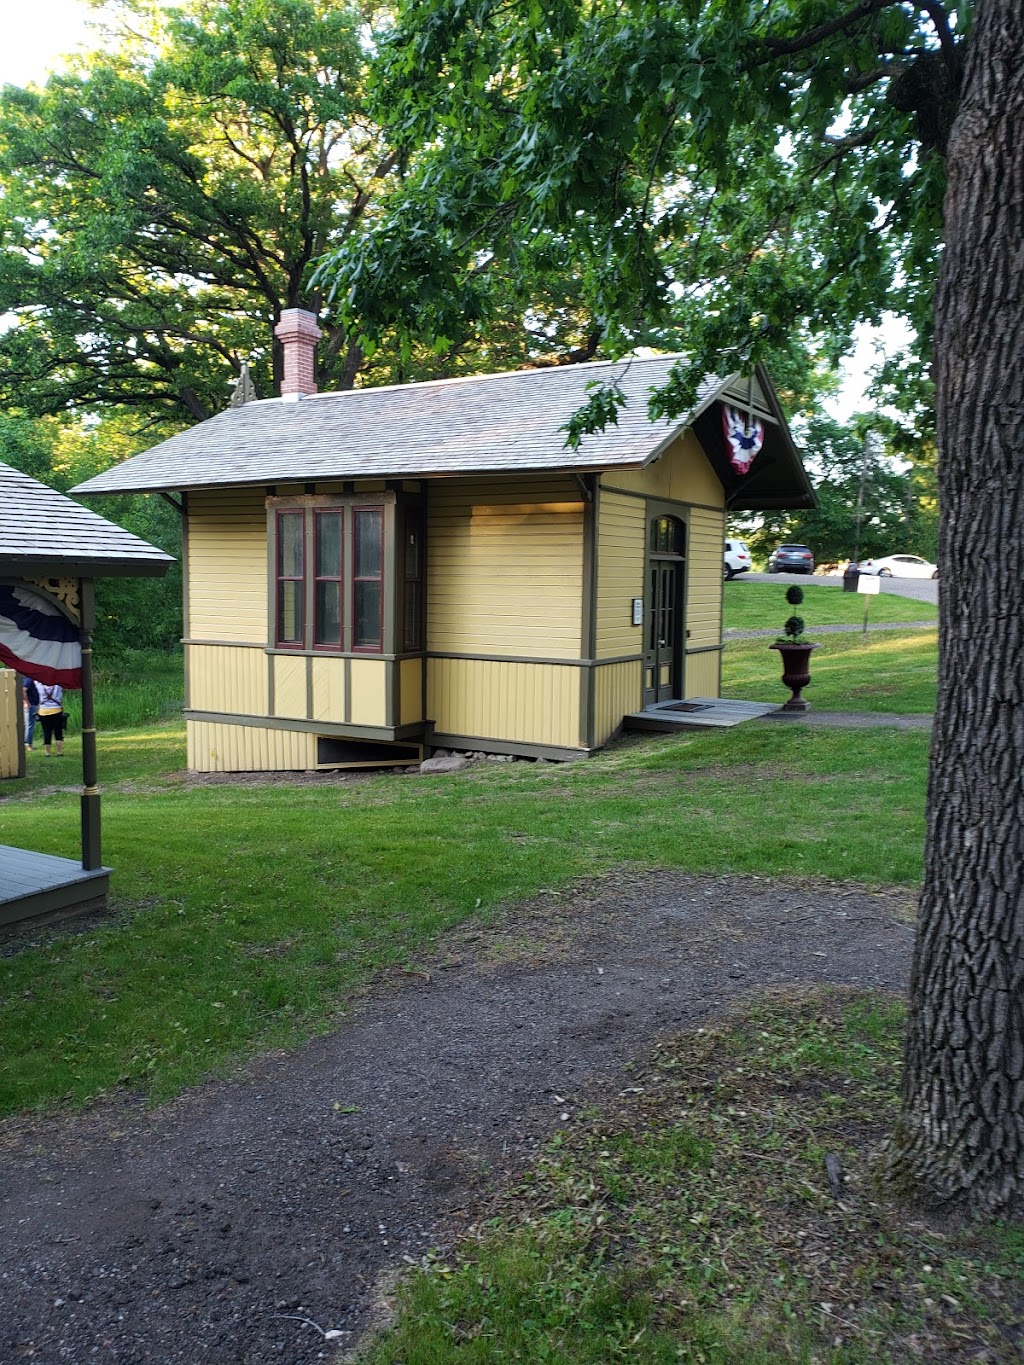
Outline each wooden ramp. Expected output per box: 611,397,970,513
624,696,782,733
1,845,110,930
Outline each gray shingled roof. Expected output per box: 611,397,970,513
71,356,729,495
0,462,174,578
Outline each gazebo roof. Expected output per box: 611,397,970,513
0,461,173,580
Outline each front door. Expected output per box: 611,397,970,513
643,515,686,707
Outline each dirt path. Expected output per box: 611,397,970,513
0,871,916,1364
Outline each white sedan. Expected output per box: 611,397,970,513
859,554,939,580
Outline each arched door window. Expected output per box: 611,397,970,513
650,515,686,557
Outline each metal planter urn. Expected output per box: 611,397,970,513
771,584,818,711
770,640,819,711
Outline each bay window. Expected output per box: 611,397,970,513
269,494,424,655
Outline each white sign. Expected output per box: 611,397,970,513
632,597,644,625
857,573,881,595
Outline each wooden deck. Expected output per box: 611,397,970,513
624,696,782,733
1,844,110,931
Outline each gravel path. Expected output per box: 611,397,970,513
758,710,932,729
0,871,916,1364
725,620,937,640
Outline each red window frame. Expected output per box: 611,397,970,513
312,509,344,651
351,506,385,653
275,510,305,648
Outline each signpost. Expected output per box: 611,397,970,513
857,571,880,632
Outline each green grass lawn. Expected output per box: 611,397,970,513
60,648,185,733
358,993,1022,1364
722,629,938,713
723,580,937,632
0,720,929,1116
0,630,936,1116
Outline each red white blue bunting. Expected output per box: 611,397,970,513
722,404,765,474
0,585,82,688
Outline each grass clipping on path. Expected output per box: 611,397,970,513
359,992,1022,1364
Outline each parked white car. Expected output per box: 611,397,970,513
724,538,752,580
858,554,939,580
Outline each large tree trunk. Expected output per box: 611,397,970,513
892,0,1024,1213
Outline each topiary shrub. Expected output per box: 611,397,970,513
778,584,810,643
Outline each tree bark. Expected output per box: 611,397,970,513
892,0,1024,1213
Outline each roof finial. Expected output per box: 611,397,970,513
229,362,258,408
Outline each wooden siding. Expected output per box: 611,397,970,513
188,645,267,716
427,477,585,658
685,650,721,698
595,492,646,659
686,506,727,653
399,658,424,725
427,658,582,748
188,488,268,641
350,658,388,728
601,432,724,507
311,657,345,722
593,660,642,747
272,653,308,720
188,719,315,773
0,670,20,779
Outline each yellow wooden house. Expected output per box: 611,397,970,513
74,319,813,771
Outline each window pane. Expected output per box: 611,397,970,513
277,580,302,645
354,581,382,649
315,580,341,645
354,509,383,578
403,580,422,651
278,512,304,577
316,511,342,576
651,516,684,555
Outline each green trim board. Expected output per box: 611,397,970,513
184,709,425,743
425,650,644,668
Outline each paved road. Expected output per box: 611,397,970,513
740,570,939,606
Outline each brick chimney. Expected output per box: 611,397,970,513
274,308,322,400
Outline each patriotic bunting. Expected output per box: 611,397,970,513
722,404,765,474
0,585,82,688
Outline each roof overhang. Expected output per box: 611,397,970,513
0,556,171,580
686,365,817,511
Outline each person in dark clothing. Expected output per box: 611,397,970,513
36,682,65,756
23,677,39,749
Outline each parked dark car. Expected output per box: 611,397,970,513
767,544,815,574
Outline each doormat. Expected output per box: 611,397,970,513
663,702,712,713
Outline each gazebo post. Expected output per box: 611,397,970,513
78,579,102,871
